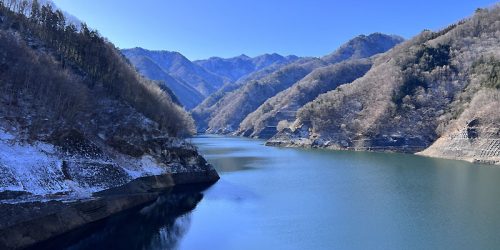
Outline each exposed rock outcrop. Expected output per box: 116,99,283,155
419,90,500,165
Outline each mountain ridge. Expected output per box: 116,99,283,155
192,33,404,134
194,53,300,82
123,48,300,109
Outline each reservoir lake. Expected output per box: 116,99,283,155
65,135,500,250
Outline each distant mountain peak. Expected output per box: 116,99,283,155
322,33,404,64
193,52,301,83
238,54,250,58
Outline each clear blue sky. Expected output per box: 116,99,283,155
52,0,497,60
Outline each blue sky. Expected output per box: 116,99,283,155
52,0,497,60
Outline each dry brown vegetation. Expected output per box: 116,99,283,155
279,5,499,153
0,0,195,137
238,59,373,138
202,58,328,133
194,33,403,135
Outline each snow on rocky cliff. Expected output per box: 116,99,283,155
0,128,172,200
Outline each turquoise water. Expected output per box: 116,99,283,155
178,135,500,250
60,135,500,250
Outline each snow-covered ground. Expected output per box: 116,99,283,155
0,128,171,201
0,129,67,195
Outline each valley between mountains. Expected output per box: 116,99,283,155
125,5,500,166
0,0,498,248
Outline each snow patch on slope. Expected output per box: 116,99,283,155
0,129,67,195
0,128,171,199
123,155,167,179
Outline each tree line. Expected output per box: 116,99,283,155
0,0,195,136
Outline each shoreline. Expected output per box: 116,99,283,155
0,170,219,249
265,138,500,166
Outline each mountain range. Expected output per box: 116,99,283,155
122,48,299,109
191,33,403,133
124,5,499,165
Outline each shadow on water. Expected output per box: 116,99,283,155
207,156,267,172
200,147,246,155
31,184,211,250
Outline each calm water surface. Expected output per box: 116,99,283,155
65,135,500,250
179,135,500,250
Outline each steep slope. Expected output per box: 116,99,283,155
122,48,227,97
0,2,218,201
123,54,204,109
190,82,244,132
238,59,373,138
194,53,299,82
191,55,302,131
204,58,328,133
196,33,404,134
269,6,500,165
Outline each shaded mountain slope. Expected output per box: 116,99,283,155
190,82,244,132
123,54,204,109
122,48,227,98
204,58,328,133
190,55,304,131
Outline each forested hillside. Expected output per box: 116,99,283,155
269,6,500,164
0,0,194,135
201,58,328,133
238,59,373,138
193,33,403,134
0,0,217,198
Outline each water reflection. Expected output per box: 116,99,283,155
34,186,209,250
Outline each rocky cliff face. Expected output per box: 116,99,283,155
419,72,500,165
0,97,218,201
419,117,500,165
269,6,500,165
